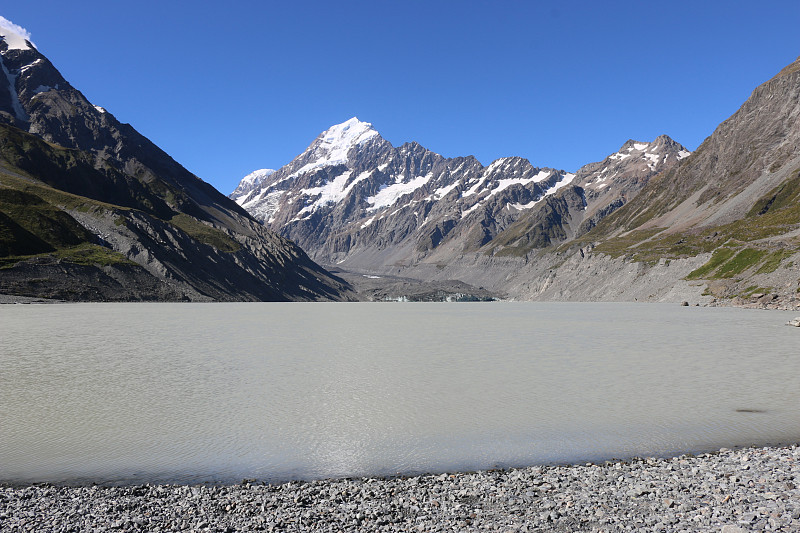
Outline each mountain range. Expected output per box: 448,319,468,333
0,22,353,301
234,56,800,307
234,118,689,269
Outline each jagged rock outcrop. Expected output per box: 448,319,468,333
482,136,690,257
0,21,353,301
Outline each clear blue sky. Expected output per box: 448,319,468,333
3,1,799,194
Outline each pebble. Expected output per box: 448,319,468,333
3,444,800,531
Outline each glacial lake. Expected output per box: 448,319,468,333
1,302,799,485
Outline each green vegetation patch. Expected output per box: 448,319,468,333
0,166,126,214
582,162,709,241
591,228,666,258
145,179,187,208
565,226,716,263
53,243,135,266
577,171,800,267
571,169,800,268
0,210,54,256
715,248,768,278
685,246,788,281
169,213,240,253
703,169,800,242
0,243,134,269
0,173,138,268
747,173,800,218
755,249,794,274
686,247,736,280
485,217,568,257
622,198,675,232
739,286,773,298
0,187,95,256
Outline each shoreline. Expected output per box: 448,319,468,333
3,444,799,532
2,290,799,313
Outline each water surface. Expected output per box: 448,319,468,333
1,302,798,484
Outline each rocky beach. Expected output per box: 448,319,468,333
2,444,800,532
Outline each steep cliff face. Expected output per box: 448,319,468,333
0,22,353,301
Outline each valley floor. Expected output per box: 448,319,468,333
327,267,503,302
2,444,800,532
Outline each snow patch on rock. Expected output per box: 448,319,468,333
367,174,432,211
0,17,35,51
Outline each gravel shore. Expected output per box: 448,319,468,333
2,445,799,532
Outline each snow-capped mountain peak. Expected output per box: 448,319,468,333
279,117,383,180
318,117,378,151
0,17,35,51
575,135,690,193
300,117,378,169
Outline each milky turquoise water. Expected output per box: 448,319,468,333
1,302,798,485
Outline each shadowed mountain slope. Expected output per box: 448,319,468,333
0,24,353,301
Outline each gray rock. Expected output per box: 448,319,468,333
3,444,800,532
